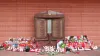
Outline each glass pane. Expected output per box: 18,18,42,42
47,19,52,33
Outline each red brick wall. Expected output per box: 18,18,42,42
0,2,100,46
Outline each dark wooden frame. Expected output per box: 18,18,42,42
34,11,65,40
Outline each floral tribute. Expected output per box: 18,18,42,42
0,35,98,56
64,35,98,51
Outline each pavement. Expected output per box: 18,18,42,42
0,49,100,56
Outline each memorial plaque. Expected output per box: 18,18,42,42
34,10,64,41
52,19,63,39
35,19,47,40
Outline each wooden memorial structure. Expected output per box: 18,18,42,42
34,10,65,45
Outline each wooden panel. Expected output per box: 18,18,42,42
52,19,64,39
35,19,47,40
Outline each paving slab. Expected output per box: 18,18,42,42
0,50,100,56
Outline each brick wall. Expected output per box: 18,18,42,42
0,2,100,46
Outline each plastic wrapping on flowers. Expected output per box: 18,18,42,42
0,35,98,56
